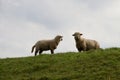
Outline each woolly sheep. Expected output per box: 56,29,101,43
72,32,100,52
31,35,63,56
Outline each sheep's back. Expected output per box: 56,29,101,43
35,40,51,50
35,40,56,50
85,39,98,49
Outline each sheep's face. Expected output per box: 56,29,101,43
72,32,82,41
55,35,63,41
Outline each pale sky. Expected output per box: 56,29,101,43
0,0,120,58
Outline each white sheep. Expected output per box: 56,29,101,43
72,32,100,52
31,35,63,56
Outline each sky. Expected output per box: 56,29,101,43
0,0,120,58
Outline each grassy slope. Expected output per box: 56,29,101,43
0,48,120,80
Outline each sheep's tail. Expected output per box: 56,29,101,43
31,45,35,53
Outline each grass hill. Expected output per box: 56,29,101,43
0,48,120,80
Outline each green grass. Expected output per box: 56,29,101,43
0,48,120,80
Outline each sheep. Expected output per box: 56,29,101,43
31,35,63,56
72,32,100,52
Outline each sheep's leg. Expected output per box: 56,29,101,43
35,50,38,56
78,50,82,52
39,50,43,55
77,48,82,52
50,49,54,54
83,45,87,51
83,48,87,51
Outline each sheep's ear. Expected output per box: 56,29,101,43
72,34,75,36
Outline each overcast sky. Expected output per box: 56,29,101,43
0,0,120,58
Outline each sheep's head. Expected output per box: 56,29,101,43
55,35,63,41
72,32,82,41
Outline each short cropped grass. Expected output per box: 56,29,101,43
0,48,120,80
